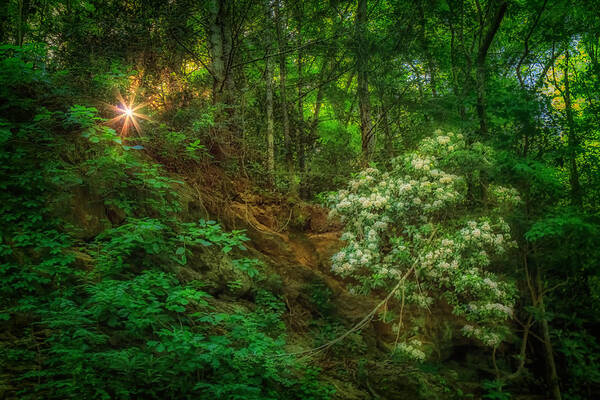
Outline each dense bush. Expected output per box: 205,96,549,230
328,131,519,357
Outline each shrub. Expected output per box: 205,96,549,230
327,130,519,355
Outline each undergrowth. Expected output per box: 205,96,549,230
0,45,333,400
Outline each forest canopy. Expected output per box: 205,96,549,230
1,0,599,399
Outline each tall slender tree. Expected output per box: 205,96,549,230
356,0,374,161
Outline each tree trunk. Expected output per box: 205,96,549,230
448,17,466,121
563,49,583,206
356,0,374,162
208,0,234,105
536,268,562,400
274,0,295,189
475,63,488,134
17,0,24,46
475,0,508,135
382,105,393,159
308,83,325,144
297,47,306,172
264,1,275,176
307,55,333,159
266,57,275,176
208,0,225,104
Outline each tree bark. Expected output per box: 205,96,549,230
297,45,306,172
208,0,234,105
266,57,275,176
264,2,275,176
356,0,374,162
536,268,562,400
274,0,294,188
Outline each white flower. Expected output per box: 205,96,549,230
396,341,426,361
462,325,475,334
442,239,454,247
437,136,451,145
483,333,501,347
374,221,388,229
483,278,498,289
340,233,352,242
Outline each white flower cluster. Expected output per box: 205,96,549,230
462,325,502,347
417,130,465,155
489,184,522,208
331,212,393,276
328,130,518,351
459,219,517,257
395,339,426,362
468,302,514,318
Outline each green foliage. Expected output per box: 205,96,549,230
525,211,598,243
554,329,600,397
24,269,321,399
90,61,133,97
302,120,361,197
232,257,263,279
145,123,211,164
308,281,334,316
0,49,331,399
496,151,565,200
482,380,511,400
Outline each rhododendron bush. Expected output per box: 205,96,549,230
328,131,520,359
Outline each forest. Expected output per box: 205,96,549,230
1,0,599,399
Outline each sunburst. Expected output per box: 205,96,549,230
105,91,150,137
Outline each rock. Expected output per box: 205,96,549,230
60,186,112,240
185,246,253,298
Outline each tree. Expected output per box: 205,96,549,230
356,0,374,161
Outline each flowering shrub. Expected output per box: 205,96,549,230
328,130,519,354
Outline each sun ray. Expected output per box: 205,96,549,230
132,111,151,120
128,91,137,107
105,113,127,126
115,91,127,107
130,115,142,137
107,90,150,137
121,116,131,136
132,102,149,112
